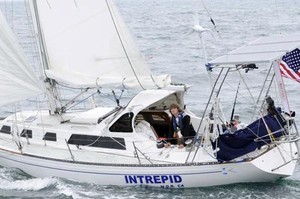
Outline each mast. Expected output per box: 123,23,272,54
30,0,62,114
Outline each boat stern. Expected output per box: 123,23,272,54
251,142,299,178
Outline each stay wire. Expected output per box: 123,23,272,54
104,0,146,90
200,0,228,53
67,91,100,111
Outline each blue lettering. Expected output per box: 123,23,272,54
174,175,182,183
161,175,168,183
128,175,137,183
136,175,144,183
145,175,153,184
165,184,174,189
153,175,161,183
124,175,183,185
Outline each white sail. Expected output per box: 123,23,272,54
0,11,43,107
29,0,171,89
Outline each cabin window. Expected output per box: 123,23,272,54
0,125,11,134
21,129,32,138
109,112,134,132
67,134,126,150
43,132,57,141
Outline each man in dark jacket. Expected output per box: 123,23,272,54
165,103,196,148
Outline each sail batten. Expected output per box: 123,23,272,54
30,0,171,89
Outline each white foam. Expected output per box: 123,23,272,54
55,180,81,199
0,177,57,191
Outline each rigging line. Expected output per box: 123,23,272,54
81,134,127,151
112,90,120,106
19,103,45,138
211,70,253,105
45,0,51,8
214,68,230,98
73,0,78,8
78,144,175,164
11,0,13,30
24,0,43,78
191,68,230,162
251,63,274,120
133,142,153,164
66,91,100,111
237,69,256,105
273,114,287,136
61,87,90,109
150,74,163,89
104,0,146,90
97,91,121,104
37,107,47,146
259,76,275,116
245,124,269,146
111,89,125,106
17,103,28,143
259,113,288,161
196,68,226,134
200,0,228,53
12,104,22,151
185,68,226,163
259,111,275,142
4,0,7,19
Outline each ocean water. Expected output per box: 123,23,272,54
0,0,300,198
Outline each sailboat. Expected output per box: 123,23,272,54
0,0,299,188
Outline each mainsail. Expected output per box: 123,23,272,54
0,11,43,107
29,0,171,89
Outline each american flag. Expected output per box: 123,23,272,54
280,48,300,83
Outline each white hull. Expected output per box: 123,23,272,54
0,0,298,190
0,142,297,188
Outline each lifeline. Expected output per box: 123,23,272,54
125,175,182,184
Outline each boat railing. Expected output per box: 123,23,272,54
65,139,75,161
290,118,300,159
271,157,300,172
253,128,287,143
132,141,153,165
